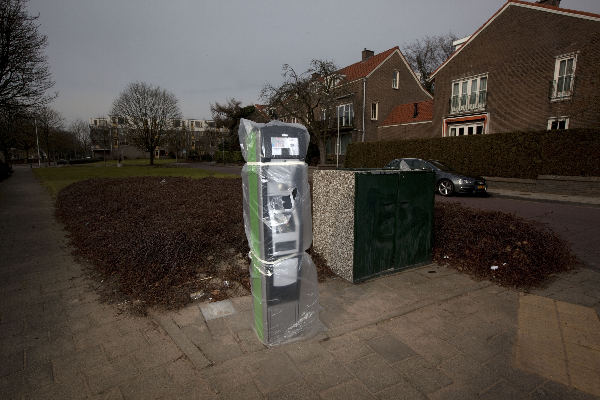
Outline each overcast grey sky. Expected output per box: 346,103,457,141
28,0,600,124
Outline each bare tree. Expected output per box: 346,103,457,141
35,106,62,165
14,113,36,162
69,119,90,157
403,33,458,93
168,120,186,162
111,82,181,165
203,125,221,155
0,0,55,111
261,59,344,165
0,0,55,164
89,120,111,164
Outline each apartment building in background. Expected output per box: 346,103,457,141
89,117,224,159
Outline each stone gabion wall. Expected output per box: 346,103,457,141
312,170,356,282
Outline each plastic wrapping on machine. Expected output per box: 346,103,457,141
241,163,312,263
239,118,309,162
239,118,321,346
249,252,320,345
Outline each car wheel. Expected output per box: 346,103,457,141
437,179,454,196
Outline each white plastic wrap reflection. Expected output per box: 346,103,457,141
241,163,312,263
239,118,321,346
249,252,320,346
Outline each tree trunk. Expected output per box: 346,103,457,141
0,148,9,167
318,136,326,165
45,130,50,167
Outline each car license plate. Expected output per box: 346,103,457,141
477,185,485,190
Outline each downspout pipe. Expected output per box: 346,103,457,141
362,78,366,142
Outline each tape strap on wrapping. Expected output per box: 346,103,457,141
248,250,302,276
246,161,306,166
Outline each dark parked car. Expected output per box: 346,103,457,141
384,158,487,196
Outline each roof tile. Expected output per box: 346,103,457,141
338,47,398,82
380,100,433,126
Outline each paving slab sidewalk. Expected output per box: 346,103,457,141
0,169,215,400
156,266,600,400
2,168,600,399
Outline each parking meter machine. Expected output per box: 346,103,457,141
239,119,320,346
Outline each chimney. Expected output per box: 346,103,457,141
536,0,561,7
413,103,419,118
362,48,374,61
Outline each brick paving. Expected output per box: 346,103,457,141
1,167,600,399
0,169,215,399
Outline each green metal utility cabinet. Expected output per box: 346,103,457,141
313,169,434,283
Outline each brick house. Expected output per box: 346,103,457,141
323,47,432,158
428,0,600,138
378,100,434,140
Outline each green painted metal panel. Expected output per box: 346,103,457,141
393,172,435,270
246,128,264,341
354,173,399,280
353,171,434,282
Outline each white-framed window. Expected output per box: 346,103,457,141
371,102,378,120
547,117,569,130
551,54,577,100
337,103,354,127
392,70,399,89
450,74,487,113
447,121,485,137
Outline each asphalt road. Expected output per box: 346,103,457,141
437,194,600,272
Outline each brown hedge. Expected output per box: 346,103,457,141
55,177,578,310
344,129,600,179
433,202,578,288
56,177,332,310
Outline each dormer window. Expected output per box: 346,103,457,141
551,53,577,100
392,71,399,89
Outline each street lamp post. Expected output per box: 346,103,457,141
336,107,340,169
35,118,41,167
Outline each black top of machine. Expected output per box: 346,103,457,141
259,124,308,162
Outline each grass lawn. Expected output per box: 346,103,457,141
89,158,177,166
34,164,237,196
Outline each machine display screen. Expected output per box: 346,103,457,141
271,137,299,156
272,258,298,287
